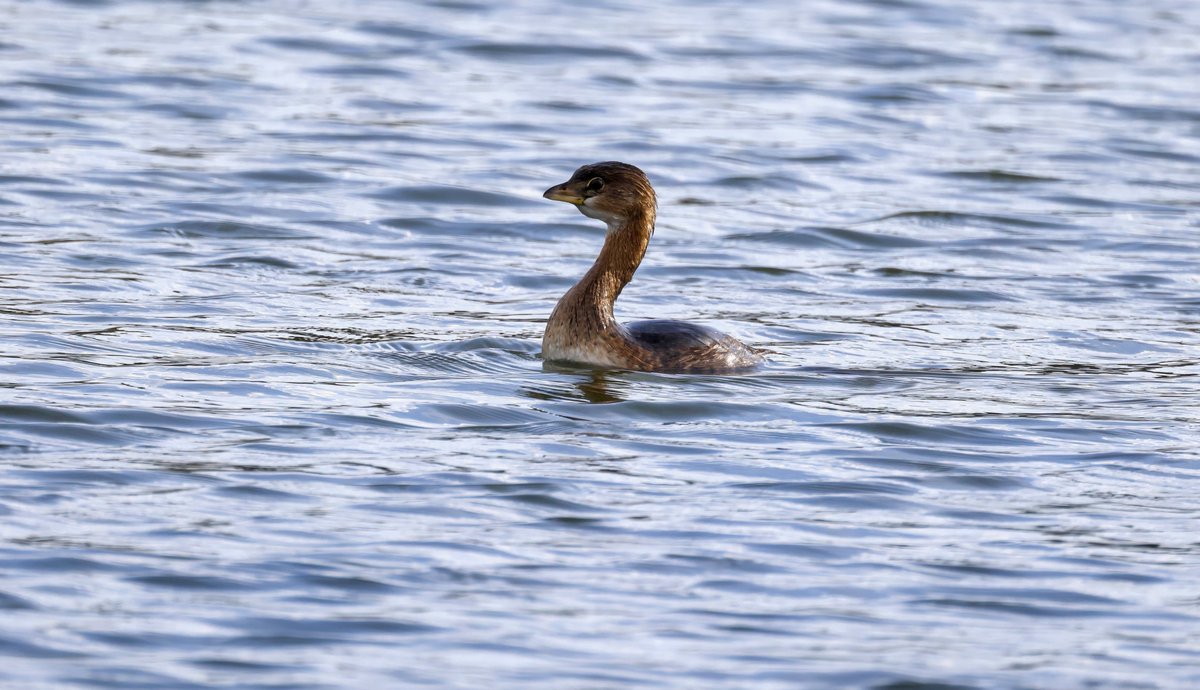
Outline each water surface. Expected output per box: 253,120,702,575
1,0,1199,688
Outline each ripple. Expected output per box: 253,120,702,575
213,485,313,502
855,287,1016,303
868,210,1073,230
1088,99,1200,122
12,77,131,101
0,174,68,187
914,598,1116,619
353,21,450,42
5,556,122,573
137,102,233,120
831,422,1038,447
745,542,865,560
369,185,537,207
0,635,85,659
136,220,308,239
733,480,915,495
730,226,928,249
259,36,403,59
1038,194,1188,212
128,574,265,591
835,43,977,69
934,170,1062,184
308,64,412,79
849,83,947,103
223,616,441,638
0,591,35,610
233,169,337,185
399,403,559,429
454,41,646,62
496,493,605,513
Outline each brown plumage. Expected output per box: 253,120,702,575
541,161,764,373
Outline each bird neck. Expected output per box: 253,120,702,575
566,206,655,320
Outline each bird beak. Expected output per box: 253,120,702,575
543,182,584,205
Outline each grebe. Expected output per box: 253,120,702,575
541,161,764,373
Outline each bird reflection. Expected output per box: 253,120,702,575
574,370,622,404
523,364,624,404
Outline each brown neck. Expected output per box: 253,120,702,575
559,207,655,321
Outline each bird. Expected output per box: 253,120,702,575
541,161,764,373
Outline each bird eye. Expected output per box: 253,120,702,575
586,177,605,194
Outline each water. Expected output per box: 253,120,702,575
2,0,1199,687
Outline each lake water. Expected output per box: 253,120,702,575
2,0,1199,688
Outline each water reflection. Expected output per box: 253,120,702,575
529,364,626,404
571,369,624,404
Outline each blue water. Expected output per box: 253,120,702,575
2,0,1199,688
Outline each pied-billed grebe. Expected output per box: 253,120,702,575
541,161,764,373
